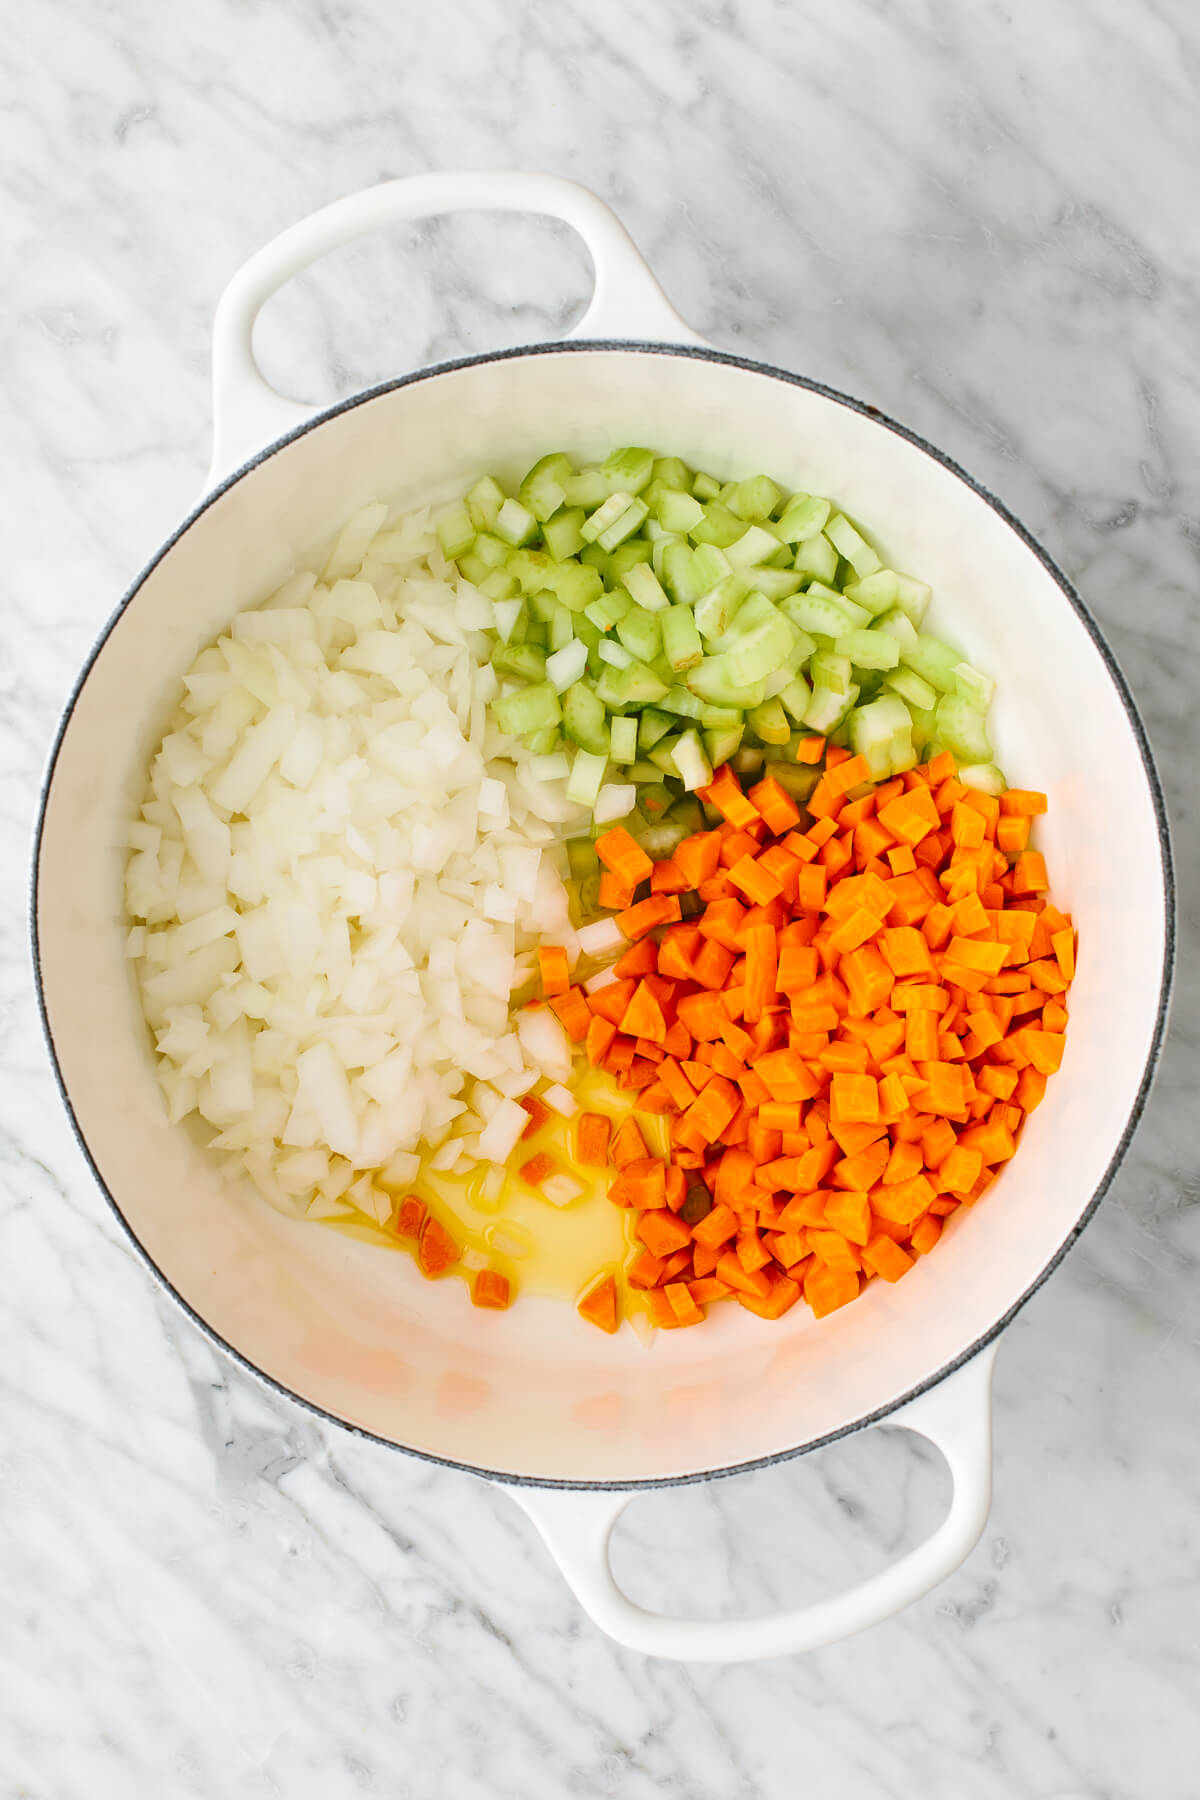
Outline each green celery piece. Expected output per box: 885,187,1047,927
872,606,920,653
954,662,996,708
809,581,871,627
662,542,705,605
908,704,938,749
825,514,882,578
495,497,539,548
746,697,791,745
884,665,938,711
661,685,706,722
547,605,575,652
456,552,490,586
524,724,561,756
465,474,505,531
636,782,674,821
935,695,993,764
723,613,798,687
561,469,608,510
672,728,713,792
810,650,852,695
775,494,831,543
628,762,665,786
691,471,722,501
638,709,673,750
492,642,547,682
781,589,859,638
494,681,562,737
893,574,932,625
561,681,611,755
764,758,820,803
607,539,653,586
703,724,744,768
606,659,670,706
437,505,475,560
778,672,814,723
519,452,572,523
689,502,746,548
662,606,703,672
647,737,681,778
527,587,562,624
615,605,662,664
479,569,519,603
849,693,913,780
686,656,766,710
542,561,603,614
603,447,656,495
725,524,781,568
653,456,692,491
566,749,608,807
902,633,965,693
728,475,781,521
524,621,548,648
597,497,649,551
566,836,600,879
622,561,670,612
707,588,779,651
835,628,901,671
581,491,637,545
958,761,1007,797
505,548,555,594
579,543,611,584
492,598,524,643
584,588,632,634
843,570,899,616
748,567,804,601
609,715,639,763
542,507,586,561
691,543,733,592
802,680,859,734
793,533,839,583
473,531,510,569
694,574,750,644
656,490,705,533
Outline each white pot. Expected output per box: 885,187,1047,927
33,172,1173,1662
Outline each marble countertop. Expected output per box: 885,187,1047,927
4,0,1198,1794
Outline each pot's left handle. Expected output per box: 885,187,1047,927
207,171,705,488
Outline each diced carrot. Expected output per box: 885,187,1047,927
803,1262,859,1317
822,1189,872,1246
418,1215,458,1278
830,1071,880,1124
519,1093,550,1137
576,1112,612,1167
698,764,760,829
674,830,723,889
578,1273,619,1333
795,734,826,764
614,938,658,979
688,1276,732,1305
611,1117,648,1166
548,987,591,1041
636,1210,692,1258
909,1214,943,1255
748,775,803,834
737,1273,802,1319
1010,850,1049,895
395,1195,427,1238
618,980,667,1043
1000,788,1048,817
519,1152,557,1188
472,1269,511,1310
618,894,683,940
595,825,654,887
715,1250,772,1298
598,873,636,911
862,1234,914,1282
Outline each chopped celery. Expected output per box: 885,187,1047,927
902,633,965,693
607,539,653,587
647,737,681,778
764,759,821,802
691,471,722,501
547,605,575,652
747,566,804,601
661,606,704,672
825,514,882,578
609,715,639,763
776,494,831,542
519,452,572,522
566,836,600,879
692,542,734,591
456,552,490,585
672,728,713,791
525,724,560,756
585,588,632,633
893,574,932,625
954,662,996,709
934,694,993,764
598,659,670,706
704,724,744,767
690,502,747,549
725,524,782,568
615,605,662,664
638,708,674,750
842,570,899,615
656,490,705,533
479,569,519,604
653,457,692,490
542,507,586,561
561,682,611,755
746,697,791,745
793,533,839,583
492,597,523,642
781,589,860,638
436,505,475,560
637,781,674,819
849,693,914,780
884,665,939,711
778,672,814,723
695,575,749,644
466,474,505,530
622,562,670,612
724,615,798,688
598,638,633,669
581,491,637,545
629,761,666,785
561,469,609,510
506,548,554,594
495,497,538,548
958,762,1006,796
566,750,608,807
527,587,564,624
803,680,859,734
545,638,588,692
872,606,920,653
728,475,781,521
811,649,853,695
494,681,561,738
474,531,510,568
835,628,900,671
493,642,547,682
662,542,705,605
687,656,766,710
597,497,649,551
603,447,656,494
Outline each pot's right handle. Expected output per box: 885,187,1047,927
208,170,704,487
509,1342,998,1663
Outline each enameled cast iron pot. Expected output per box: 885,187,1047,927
32,173,1174,1661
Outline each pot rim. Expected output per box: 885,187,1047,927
29,338,1177,1490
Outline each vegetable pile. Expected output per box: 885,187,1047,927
535,748,1074,1330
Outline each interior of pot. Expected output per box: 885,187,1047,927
35,347,1168,1483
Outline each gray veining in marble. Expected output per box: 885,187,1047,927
2,0,1198,1795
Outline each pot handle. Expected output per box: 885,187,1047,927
507,1342,997,1663
208,170,703,485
